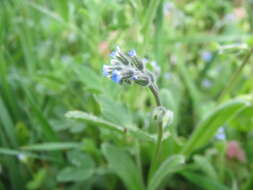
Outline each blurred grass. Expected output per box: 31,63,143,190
1,0,253,189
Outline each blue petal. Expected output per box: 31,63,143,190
111,71,122,83
216,127,226,140
109,51,116,58
128,49,136,57
201,51,212,62
103,65,110,76
131,75,138,80
142,58,148,64
103,70,109,77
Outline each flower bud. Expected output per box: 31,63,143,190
153,106,174,128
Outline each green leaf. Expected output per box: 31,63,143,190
181,171,230,190
0,147,55,161
0,97,17,147
65,111,155,142
23,88,58,141
147,155,185,190
228,105,253,131
95,95,134,127
26,168,47,190
193,155,218,180
57,166,94,182
75,65,102,91
65,110,124,133
182,99,250,156
22,142,81,151
102,143,145,190
67,150,95,168
57,150,95,182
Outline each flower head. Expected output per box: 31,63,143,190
103,47,156,87
226,141,246,162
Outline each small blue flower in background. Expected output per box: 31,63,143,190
201,51,213,62
201,79,212,88
17,153,28,162
142,58,148,64
163,2,174,15
224,13,236,23
128,49,136,57
164,72,173,80
216,127,226,140
150,61,161,75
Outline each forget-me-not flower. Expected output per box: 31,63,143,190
201,51,213,62
216,127,226,140
103,47,156,86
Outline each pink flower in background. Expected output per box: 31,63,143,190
226,141,246,163
99,41,109,56
234,7,246,20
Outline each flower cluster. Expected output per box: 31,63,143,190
103,47,156,87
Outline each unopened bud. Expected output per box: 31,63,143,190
153,106,174,128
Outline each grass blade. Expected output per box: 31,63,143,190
21,142,81,151
181,99,250,156
147,155,185,190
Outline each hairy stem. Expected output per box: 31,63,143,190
149,84,161,106
148,84,163,180
148,122,163,180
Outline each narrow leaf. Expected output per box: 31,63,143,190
57,166,94,182
181,171,230,190
182,99,250,156
65,111,124,132
22,142,81,151
147,155,185,190
65,111,154,142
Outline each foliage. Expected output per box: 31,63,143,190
1,0,253,189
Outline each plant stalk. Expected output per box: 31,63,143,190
148,122,163,180
149,84,161,106
148,84,163,180
218,47,253,102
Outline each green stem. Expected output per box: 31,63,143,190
149,84,161,106
135,141,144,186
142,0,162,44
148,84,163,180
218,47,253,102
148,122,163,180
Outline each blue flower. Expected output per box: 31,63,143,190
111,70,122,83
103,65,110,77
201,51,212,62
128,49,136,57
131,75,138,80
202,79,212,88
216,127,226,140
109,51,116,58
142,58,148,64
